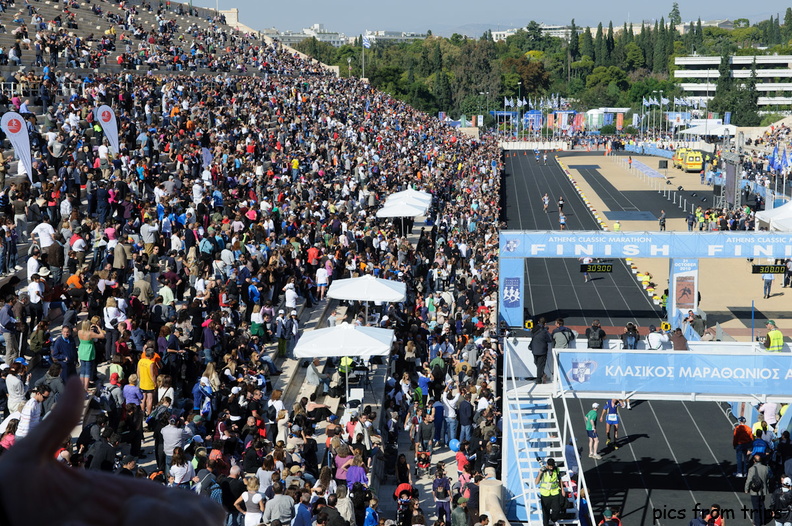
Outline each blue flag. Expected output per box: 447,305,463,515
771,144,779,171
362,36,371,49
782,147,789,171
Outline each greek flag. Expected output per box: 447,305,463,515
362,36,371,49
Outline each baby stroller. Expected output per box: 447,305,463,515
415,444,432,478
394,483,418,526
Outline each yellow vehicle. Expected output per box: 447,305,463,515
679,151,704,173
673,148,690,169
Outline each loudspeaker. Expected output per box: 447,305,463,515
659,160,668,169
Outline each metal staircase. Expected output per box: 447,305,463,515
503,348,595,525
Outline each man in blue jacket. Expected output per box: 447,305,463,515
50,325,78,380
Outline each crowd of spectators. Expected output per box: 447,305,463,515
0,20,504,526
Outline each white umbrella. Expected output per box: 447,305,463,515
387,188,433,205
385,194,432,209
327,274,407,303
376,201,428,218
294,322,395,359
327,274,407,328
294,322,394,400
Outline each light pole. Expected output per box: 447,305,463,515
517,81,522,138
347,56,351,77
479,91,488,128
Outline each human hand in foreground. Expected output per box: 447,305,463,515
0,377,225,526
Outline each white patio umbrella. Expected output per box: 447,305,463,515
376,201,429,217
387,188,433,205
327,274,407,326
294,322,394,400
376,200,428,235
327,274,407,303
384,194,432,209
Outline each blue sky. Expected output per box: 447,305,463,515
194,0,790,37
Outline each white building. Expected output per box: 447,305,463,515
363,30,428,44
674,55,792,108
273,23,347,48
491,24,580,42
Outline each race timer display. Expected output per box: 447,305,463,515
751,265,787,274
580,264,614,273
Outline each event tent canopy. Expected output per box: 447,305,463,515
294,323,394,359
327,274,407,303
375,201,428,218
756,199,792,231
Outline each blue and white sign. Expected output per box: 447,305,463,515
558,350,792,396
499,258,524,327
500,231,792,259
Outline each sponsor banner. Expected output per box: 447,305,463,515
1,112,32,183
499,258,524,327
500,231,792,259
616,113,623,130
96,105,120,154
669,258,698,316
558,350,792,396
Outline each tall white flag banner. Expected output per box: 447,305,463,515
1,112,32,183
96,105,120,154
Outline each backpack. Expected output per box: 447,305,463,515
625,333,637,349
749,472,764,493
588,328,603,349
98,384,119,415
266,403,277,422
435,478,449,499
76,422,97,450
780,490,792,509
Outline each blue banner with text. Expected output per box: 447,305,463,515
558,350,792,396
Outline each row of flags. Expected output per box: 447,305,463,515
503,94,569,110
769,144,791,172
642,96,708,108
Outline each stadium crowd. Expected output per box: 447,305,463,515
0,19,504,526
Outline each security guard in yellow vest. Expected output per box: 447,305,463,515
534,457,565,526
764,321,784,352
339,356,354,375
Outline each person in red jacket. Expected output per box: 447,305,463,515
734,416,754,478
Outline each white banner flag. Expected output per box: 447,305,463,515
96,105,120,154
1,112,32,183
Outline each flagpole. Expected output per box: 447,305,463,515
362,43,365,78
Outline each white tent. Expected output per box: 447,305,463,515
384,194,432,209
376,201,428,218
294,323,394,359
756,199,792,231
327,274,407,303
387,188,432,205
708,124,738,137
678,125,709,135
770,216,792,232
294,322,394,400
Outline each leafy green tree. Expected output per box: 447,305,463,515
669,2,682,26
568,19,579,60
434,71,453,111
580,28,594,60
624,42,645,71
594,23,606,65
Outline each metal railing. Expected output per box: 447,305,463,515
553,349,597,526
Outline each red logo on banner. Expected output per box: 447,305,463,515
101,111,112,123
7,119,21,134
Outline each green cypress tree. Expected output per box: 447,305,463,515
594,23,605,66
581,27,594,60
569,19,579,61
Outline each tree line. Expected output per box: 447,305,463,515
294,4,792,127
